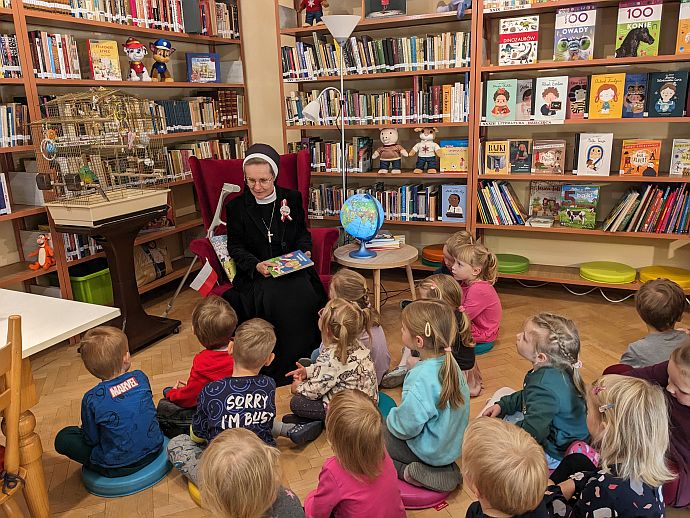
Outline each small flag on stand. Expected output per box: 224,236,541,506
190,260,218,297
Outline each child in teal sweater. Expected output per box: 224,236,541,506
482,313,589,469
385,299,470,493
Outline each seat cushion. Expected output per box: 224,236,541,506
639,266,690,289
496,254,530,274
188,480,201,507
378,392,397,419
398,479,451,510
81,438,171,497
579,261,636,284
422,244,444,263
475,341,495,356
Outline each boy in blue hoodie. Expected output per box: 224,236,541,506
54,326,164,477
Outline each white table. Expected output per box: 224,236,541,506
0,289,120,517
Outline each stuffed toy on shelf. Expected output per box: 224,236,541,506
150,38,175,82
123,37,151,82
408,127,441,174
298,0,329,27
437,0,471,19
372,128,408,174
27,234,55,270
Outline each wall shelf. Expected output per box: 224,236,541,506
482,54,690,73
0,205,47,222
287,122,469,130
476,223,690,241
479,173,689,183
313,171,468,179
34,79,245,88
285,67,471,83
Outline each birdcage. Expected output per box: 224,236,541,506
32,88,171,227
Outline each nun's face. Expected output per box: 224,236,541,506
245,163,275,200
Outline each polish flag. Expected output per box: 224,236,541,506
190,260,218,297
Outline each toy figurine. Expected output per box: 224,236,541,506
372,128,408,175
437,0,471,19
408,127,441,174
27,234,55,270
149,38,175,82
123,37,151,82
297,0,329,27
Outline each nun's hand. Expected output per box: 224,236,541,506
256,261,272,277
305,251,311,258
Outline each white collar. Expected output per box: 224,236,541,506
255,189,277,205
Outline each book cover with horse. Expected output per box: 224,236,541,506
615,0,662,58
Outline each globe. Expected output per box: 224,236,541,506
340,193,385,259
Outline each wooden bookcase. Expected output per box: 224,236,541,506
0,0,250,298
276,0,690,293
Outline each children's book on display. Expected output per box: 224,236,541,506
588,73,625,119
615,0,662,58
516,79,534,121
532,140,566,174
509,139,532,173
485,141,510,174
566,77,588,120
575,133,613,176
533,76,567,121
646,72,689,117
619,139,661,176
670,139,690,177
484,79,518,123
559,184,600,229
440,185,467,223
622,73,647,118
498,16,539,66
553,5,597,61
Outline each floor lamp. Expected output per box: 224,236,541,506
301,14,359,197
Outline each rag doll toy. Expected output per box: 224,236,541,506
408,127,441,174
437,0,471,19
372,128,408,174
298,0,329,27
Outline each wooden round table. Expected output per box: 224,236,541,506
333,244,419,312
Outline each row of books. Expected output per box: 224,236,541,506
151,92,245,134
164,136,247,176
28,31,81,79
603,184,690,234
22,0,240,38
365,233,405,251
483,0,542,11
286,76,470,126
0,34,21,79
288,137,373,174
0,103,30,148
63,232,103,262
477,180,527,226
483,72,690,124
281,31,471,81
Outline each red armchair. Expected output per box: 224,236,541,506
188,150,339,298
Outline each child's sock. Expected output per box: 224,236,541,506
404,462,462,493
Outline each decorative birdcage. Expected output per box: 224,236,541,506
32,88,170,227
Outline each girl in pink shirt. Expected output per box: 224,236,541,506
305,389,405,518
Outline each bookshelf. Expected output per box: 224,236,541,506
0,0,250,300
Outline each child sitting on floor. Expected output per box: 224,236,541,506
309,269,390,384
200,428,305,518
304,389,405,518
385,299,470,492
436,230,475,275
462,418,570,517
156,296,237,437
482,313,589,469
549,375,673,516
54,327,164,477
282,298,378,438
620,278,690,368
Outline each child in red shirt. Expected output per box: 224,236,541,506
157,295,237,437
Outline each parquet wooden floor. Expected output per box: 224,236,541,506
18,274,690,517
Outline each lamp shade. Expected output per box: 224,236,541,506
302,98,322,123
322,15,359,44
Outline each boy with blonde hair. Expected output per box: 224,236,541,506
462,418,569,517
54,327,164,477
436,230,474,275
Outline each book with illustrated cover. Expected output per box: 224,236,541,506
647,71,689,117
575,133,614,176
186,53,220,83
516,79,535,121
588,73,626,119
485,79,518,122
619,139,661,176
533,76,567,121
615,0,662,57
669,139,690,176
528,180,562,217
439,139,469,172
559,184,600,228
677,0,690,54
498,16,539,66
532,140,566,174
509,139,532,173
440,185,467,223
553,5,597,61
265,250,314,278
485,140,510,174
622,73,648,118
566,76,589,119
86,39,121,81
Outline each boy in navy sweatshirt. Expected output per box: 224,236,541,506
54,327,164,477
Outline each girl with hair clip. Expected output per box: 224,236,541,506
549,375,673,516
482,313,589,469
307,269,390,384
385,299,470,493
283,298,378,434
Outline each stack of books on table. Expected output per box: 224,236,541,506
364,233,405,250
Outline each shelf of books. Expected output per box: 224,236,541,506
474,0,690,289
0,0,250,300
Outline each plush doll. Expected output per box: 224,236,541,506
408,127,441,174
123,37,151,81
372,128,408,174
297,0,329,27
437,0,471,19
27,234,55,271
149,38,175,82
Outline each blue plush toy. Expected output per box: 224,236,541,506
436,0,471,19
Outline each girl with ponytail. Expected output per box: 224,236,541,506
385,300,469,493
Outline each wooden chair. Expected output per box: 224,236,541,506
0,315,27,517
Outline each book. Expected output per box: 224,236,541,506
575,133,614,176
559,184,600,229
533,76,567,121
0,173,10,215
186,52,220,83
509,139,532,173
485,140,510,174
528,180,562,217
622,73,648,118
498,16,539,66
566,76,589,119
553,5,597,61
516,78,535,121
647,71,689,117
265,250,314,278
86,39,121,81
526,216,555,227
602,189,641,231
588,73,626,119
619,139,661,176
615,0,662,57
477,181,527,225
439,139,469,172
485,79,517,122
669,139,690,177
440,185,467,223
677,0,690,54
531,140,566,174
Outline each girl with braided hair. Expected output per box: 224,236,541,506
481,313,589,469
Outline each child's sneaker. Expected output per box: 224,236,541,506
286,420,323,445
380,366,408,388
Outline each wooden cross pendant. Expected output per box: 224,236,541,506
267,230,273,244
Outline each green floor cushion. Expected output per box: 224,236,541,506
579,261,636,284
496,254,530,274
